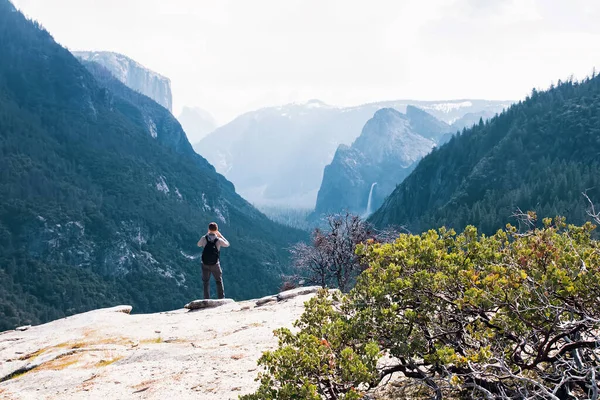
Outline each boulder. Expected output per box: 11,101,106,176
255,295,277,307
184,299,234,310
15,325,31,332
276,286,321,302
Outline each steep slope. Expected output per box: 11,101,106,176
73,51,173,112
0,1,305,332
313,108,443,217
80,61,192,155
179,106,217,143
371,77,600,234
405,105,452,141
196,99,510,208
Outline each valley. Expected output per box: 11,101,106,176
195,99,511,209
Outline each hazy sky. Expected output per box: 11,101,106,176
11,0,600,124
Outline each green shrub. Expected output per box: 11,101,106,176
243,218,600,399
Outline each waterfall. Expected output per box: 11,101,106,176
365,182,378,217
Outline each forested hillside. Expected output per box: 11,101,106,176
371,75,600,234
0,0,305,331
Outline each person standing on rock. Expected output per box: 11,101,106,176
197,222,230,299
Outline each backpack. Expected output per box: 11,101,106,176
202,235,220,265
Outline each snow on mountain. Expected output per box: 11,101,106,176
73,51,173,112
424,100,473,113
375,99,512,125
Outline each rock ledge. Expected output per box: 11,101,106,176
0,290,319,400
276,286,321,302
184,298,234,310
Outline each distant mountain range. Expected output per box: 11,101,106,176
178,106,218,143
0,1,305,331
73,51,173,112
196,99,512,208
370,77,600,235
313,106,451,218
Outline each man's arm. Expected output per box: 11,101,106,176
197,235,207,248
216,233,230,248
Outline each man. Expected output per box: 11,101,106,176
197,222,230,299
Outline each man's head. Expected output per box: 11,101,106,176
208,222,219,232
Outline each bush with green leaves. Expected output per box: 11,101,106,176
242,218,600,399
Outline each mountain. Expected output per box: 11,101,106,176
405,105,453,141
451,110,500,131
179,106,218,143
370,77,600,234
0,1,305,332
404,99,511,126
196,99,511,208
313,107,447,217
73,51,173,112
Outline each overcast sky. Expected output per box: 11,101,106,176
10,0,600,124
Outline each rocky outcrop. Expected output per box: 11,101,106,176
275,286,320,301
73,51,173,112
255,295,278,306
184,286,322,310
0,291,320,399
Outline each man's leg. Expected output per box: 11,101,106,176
212,264,225,299
202,264,211,299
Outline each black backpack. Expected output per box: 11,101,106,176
202,235,220,265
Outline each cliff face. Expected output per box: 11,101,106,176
313,108,445,217
73,51,173,112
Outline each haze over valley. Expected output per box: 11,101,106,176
195,98,511,209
